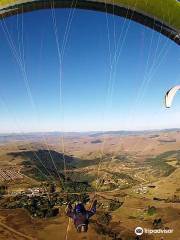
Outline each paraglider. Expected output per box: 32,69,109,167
66,200,97,232
165,85,180,108
0,0,180,45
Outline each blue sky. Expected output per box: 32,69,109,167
0,8,179,133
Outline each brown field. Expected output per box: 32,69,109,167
0,130,179,240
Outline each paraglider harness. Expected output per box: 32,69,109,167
66,200,97,233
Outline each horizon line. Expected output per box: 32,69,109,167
0,127,180,135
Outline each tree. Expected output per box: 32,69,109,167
97,212,112,225
147,206,156,216
49,183,56,193
108,200,123,211
0,185,7,196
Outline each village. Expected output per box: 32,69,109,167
0,168,23,181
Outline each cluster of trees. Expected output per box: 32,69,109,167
62,179,93,193
97,212,112,225
147,206,157,216
108,200,123,211
97,199,124,213
1,194,59,218
146,155,176,177
25,197,59,218
65,193,90,204
0,192,90,218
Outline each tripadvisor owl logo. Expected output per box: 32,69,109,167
135,227,144,236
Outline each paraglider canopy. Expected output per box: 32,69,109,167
0,0,180,45
165,86,180,108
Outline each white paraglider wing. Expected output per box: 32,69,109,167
165,85,180,108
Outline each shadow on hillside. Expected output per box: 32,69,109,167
7,150,102,181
